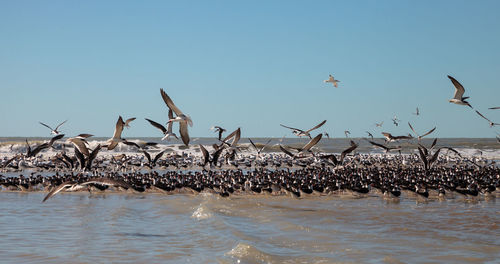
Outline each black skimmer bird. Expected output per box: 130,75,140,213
392,116,400,126
324,74,340,87
323,132,330,139
381,132,413,142
42,178,132,202
141,150,165,168
145,110,179,141
249,138,272,155
199,144,224,168
413,107,420,116
26,134,65,158
366,131,374,139
39,120,67,135
408,122,436,141
344,130,351,138
280,120,326,139
106,116,127,150
366,139,401,153
124,117,136,128
474,110,499,127
279,134,323,159
447,75,472,108
67,136,90,157
161,88,192,146
211,126,226,141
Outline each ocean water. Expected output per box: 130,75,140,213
1,137,500,158
0,192,499,263
1,137,500,263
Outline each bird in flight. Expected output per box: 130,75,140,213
161,88,192,146
413,107,420,116
39,120,67,135
392,116,401,126
280,120,327,139
408,122,437,141
324,74,340,88
447,75,472,108
475,110,499,127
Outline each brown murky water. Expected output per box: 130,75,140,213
0,192,498,263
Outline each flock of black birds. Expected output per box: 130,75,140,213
0,76,499,202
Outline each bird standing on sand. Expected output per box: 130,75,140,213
324,74,340,87
447,75,472,108
161,88,192,146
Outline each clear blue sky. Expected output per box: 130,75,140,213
1,0,499,138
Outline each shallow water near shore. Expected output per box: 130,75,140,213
1,192,499,263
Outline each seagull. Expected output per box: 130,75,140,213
447,75,472,108
145,111,179,141
39,120,67,135
280,120,327,139
106,116,127,150
408,122,437,141
324,74,340,88
211,126,226,141
375,121,384,128
413,107,420,116
381,132,413,142
124,117,136,129
475,110,499,127
161,88,192,146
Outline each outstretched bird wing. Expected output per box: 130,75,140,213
447,75,465,100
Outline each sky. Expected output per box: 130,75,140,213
1,0,499,138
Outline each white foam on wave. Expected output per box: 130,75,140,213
191,204,213,220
